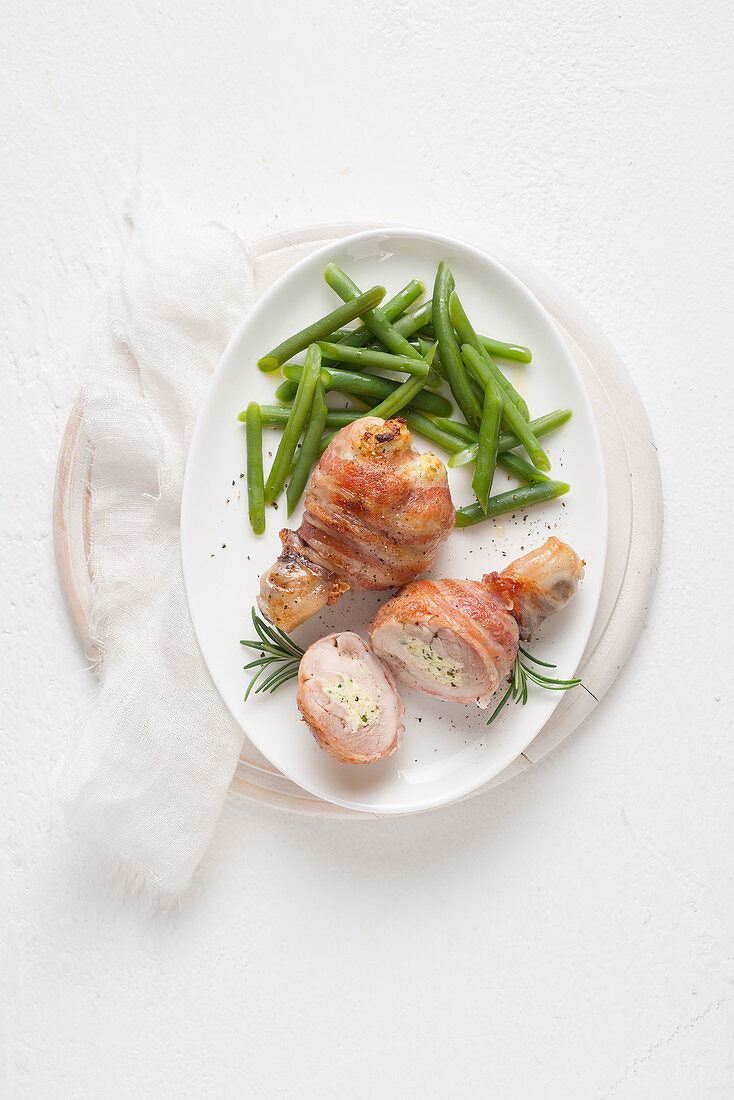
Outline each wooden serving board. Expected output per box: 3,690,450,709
54,223,662,818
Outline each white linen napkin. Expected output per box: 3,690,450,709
60,196,259,898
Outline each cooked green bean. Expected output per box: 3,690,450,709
448,408,572,467
359,304,432,354
257,285,385,372
320,280,424,364
286,381,327,516
244,403,266,534
473,378,503,512
421,325,533,364
498,452,550,484
366,372,427,422
462,346,549,471
391,301,433,339
432,263,483,427
281,361,452,417
264,344,321,503
357,339,433,426
316,342,428,377
275,379,298,403
401,409,467,453
480,335,532,364
433,417,479,445
455,481,570,527
467,371,486,408
359,302,433,350
449,292,530,420
412,337,442,388
425,366,443,390
497,409,570,452
449,443,481,468
241,404,360,430
324,265,425,362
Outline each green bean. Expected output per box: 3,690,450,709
366,372,427,422
455,481,570,527
359,304,432,352
286,381,328,517
324,265,426,362
244,403,266,534
320,280,424,364
264,344,321,503
498,452,550,484
401,409,468,453
473,378,503,512
412,337,443,388
241,405,360,430
449,292,530,420
316,342,428,377
257,285,385,372
497,409,570,451
433,417,479,445
449,444,481,468
391,301,433,339
345,339,430,427
421,325,533,364
480,335,532,364
281,361,452,417
462,345,549,471
467,371,486,408
274,379,298,403
448,408,572,467
432,263,483,427
376,279,425,319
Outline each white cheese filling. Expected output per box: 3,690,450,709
400,635,464,687
322,676,379,732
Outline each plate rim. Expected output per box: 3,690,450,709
180,224,609,814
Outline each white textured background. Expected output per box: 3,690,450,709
2,1,732,1097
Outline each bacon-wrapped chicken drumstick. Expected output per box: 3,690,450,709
258,417,455,632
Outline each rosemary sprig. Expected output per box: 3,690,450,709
487,645,581,725
240,607,304,700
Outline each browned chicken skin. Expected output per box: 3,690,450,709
369,538,584,708
258,417,455,632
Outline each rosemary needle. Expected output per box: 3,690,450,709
487,646,581,725
240,608,305,700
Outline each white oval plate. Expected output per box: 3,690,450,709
181,228,607,814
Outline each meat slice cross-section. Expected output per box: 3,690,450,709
369,578,519,708
297,632,404,764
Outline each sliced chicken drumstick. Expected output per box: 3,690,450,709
369,538,584,708
297,632,404,764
